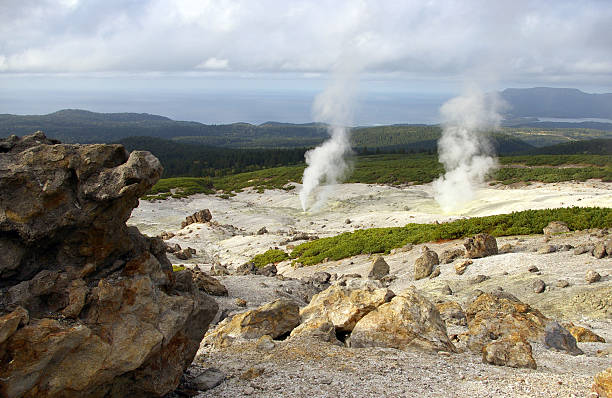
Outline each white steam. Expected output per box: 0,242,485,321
433,88,503,212
299,72,356,212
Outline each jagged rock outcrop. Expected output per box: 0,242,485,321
367,256,390,280
0,133,218,398
181,209,212,229
349,288,456,352
594,367,612,397
414,246,439,280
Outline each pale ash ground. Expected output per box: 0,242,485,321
129,181,612,397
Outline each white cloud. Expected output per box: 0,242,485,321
196,57,229,70
0,0,610,87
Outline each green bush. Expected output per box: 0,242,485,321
251,249,289,268
289,207,612,266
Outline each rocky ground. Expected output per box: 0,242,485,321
128,182,612,397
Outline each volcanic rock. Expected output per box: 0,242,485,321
593,367,612,397
368,256,390,280
454,259,472,275
435,300,467,326
593,238,612,258
464,233,498,258
299,284,395,333
543,321,583,355
439,248,464,264
289,316,340,344
256,264,277,277
465,292,548,353
414,246,439,280
586,269,601,283
543,221,570,235
0,133,218,398
573,244,594,255
533,279,546,293
350,288,456,353
191,269,228,296
235,262,257,275
538,244,557,254
563,322,606,343
181,209,212,228
482,333,537,369
203,298,300,348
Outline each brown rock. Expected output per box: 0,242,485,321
181,209,212,228
435,301,467,326
593,367,612,397
192,270,228,296
543,221,570,236
350,288,456,353
563,322,606,343
368,256,390,280
454,259,473,275
0,133,218,398
414,246,439,280
299,284,395,332
204,298,300,347
482,333,537,369
466,292,548,353
289,316,340,344
439,248,464,264
532,279,546,294
586,269,601,283
464,233,498,258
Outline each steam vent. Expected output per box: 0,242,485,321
0,132,218,398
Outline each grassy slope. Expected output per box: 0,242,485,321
144,154,612,199
288,207,612,266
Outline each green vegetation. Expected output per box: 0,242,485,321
251,249,289,268
143,153,611,200
172,265,186,272
289,207,612,266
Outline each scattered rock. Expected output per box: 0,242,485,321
528,265,539,273
455,259,473,275
482,333,537,369
593,239,612,259
538,244,557,254
312,272,331,284
204,298,300,347
255,335,276,351
235,262,257,275
159,231,175,240
533,279,546,294
543,321,583,356
175,247,196,260
289,316,340,344
414,246,439,280
235,298,247,307
390,243,413,255
543,221,570,236
429,267,441,279
466,292,548,353
556,280,570,288
240,367,264,380
345,218,352,224
574,244,594,255
498,243,513,254
586,269,601,284
436,301,467,326
350,288,456,353
192,270,228,296
563,322,606,343
165,243,181,253
368,256,390,280
470,274,490,284
257,264,278,277
191,367,225,391
464,233,498,259
593,367,612,397
439,248,464,264
257,226,268,235
210,263,230,276
299,284,395,332
441,285,453,296
181,209,212,228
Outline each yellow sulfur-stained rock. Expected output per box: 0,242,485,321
594,367,612,397
563,322,606,343
482,333,537,369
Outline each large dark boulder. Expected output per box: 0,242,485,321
0,132,218,398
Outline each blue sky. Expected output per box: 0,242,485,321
1,0,611,123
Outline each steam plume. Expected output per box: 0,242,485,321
299,71,356,211
433,88,503,212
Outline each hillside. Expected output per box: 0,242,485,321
500,87,612,119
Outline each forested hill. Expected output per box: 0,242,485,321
0,109,328,146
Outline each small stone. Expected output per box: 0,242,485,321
368,256,390,280
235,298,247,307
532,279,546,294
257,226,268,235
191,368,225,391
538,245,557,254
441,285,453,295
528,265,539,273
345,218,352,224
414,246,439,280
256,335,276,351
429,267,441,279
470,274,490,284
556,280,570,288
243,386,255,395
440,248,464,264
499,243,513,254
585,270,601,284
455,259,472,275
574,244,594,255
240,367,264,381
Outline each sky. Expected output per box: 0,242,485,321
1,0,612,124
